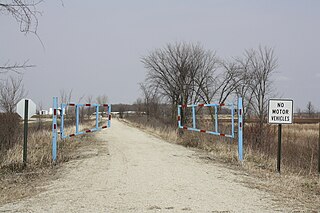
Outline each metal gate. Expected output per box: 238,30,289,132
51,97,111,162
177,98,243,161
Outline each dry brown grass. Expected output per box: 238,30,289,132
243,123,320,175
0,121,100,205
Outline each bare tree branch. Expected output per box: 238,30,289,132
1,1,46,73
0,60,35,74
0,0,43,34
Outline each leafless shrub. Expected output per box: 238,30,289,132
59,89,73,104
59,89,75,124
85,95,94,119
0,113,21,157
0,75,26,113
96,94,108,116
96,95,108,105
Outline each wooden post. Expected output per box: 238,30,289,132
277,124,282,173
23,99,29,167
318,122,320,174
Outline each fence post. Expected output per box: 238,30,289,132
95,105,99,129
177,105,182,128
108,104,112,128
23,99,29,167
318,122,320,174
277,124,282,173
52,97,58,163
215,105,218,132
238,97,243,161
76,104,80,134
60,104,65,139
192,106,196,129
231,103,235,139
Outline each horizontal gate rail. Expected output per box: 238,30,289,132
60,103,111,139
178,103,235,138
177,98,243,161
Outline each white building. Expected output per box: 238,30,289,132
39,110,49,115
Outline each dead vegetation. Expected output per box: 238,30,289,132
124,115,320,211
0,120,100,205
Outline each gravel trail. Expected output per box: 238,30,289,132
0,119,279,212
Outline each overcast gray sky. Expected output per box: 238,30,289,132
1,0,319,111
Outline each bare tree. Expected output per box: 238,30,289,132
247,46,278,127
234,56,254,115
59,89,73,120
234,46,278,144
118,104,125,119
306,101,315,117
141,42,219,124
134,97,144,115
96,94,108,116
77,94,86,121
140,82,160,120
217,60,242,104
96,95,108,105
0,75,26,113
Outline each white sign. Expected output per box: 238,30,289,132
268,99,293,124
16,99,36,120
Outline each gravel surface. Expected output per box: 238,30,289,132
0,119,281,212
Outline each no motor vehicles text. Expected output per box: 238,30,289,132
268,99,293,124
272,109,289,114
270,116,290,122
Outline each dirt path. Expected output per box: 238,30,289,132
0,119,283,212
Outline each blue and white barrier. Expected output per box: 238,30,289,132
177,97,243,161
51,97,111,162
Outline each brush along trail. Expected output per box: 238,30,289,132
0,119,284,212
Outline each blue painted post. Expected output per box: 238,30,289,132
76,104,79,134
108,104,112,128
52,97,58,162
96,105,99,129
231,103,235,138
215,105,218,133
192,106,196,129
60,104,65,139
177,106,182,128
238,97,243,161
